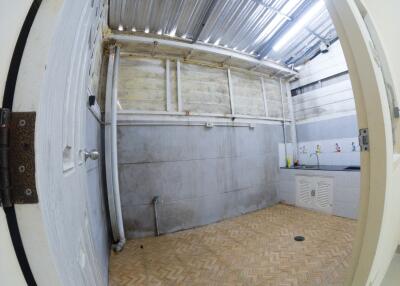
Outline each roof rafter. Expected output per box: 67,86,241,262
191,0,219,43
256,0,315,59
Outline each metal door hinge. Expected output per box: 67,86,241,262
359,128,369,152
0,108,38,207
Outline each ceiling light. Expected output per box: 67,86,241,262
157,30,162,35
273,0,325,52
144,27,149,33
254,0,302,44
214,38,221,46
182,34,187,39
131,27,136,32
118,25,123,31
169,29,176,37
204,37,210,44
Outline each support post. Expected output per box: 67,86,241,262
261,77,269,117
280,79,288,166
177,59,183,112
286,81,298,162
227,68,235,115
165,59,171,112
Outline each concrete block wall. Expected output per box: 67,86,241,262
118,124,286,238
117,55,290,119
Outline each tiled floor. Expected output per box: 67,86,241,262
109,204,356,286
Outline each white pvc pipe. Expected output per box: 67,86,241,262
105,45,125,251
280,79,288,166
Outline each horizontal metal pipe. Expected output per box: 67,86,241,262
106,34,297,76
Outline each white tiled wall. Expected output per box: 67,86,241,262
297,137,360,166
279,138,360,166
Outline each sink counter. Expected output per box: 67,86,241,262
281,165,360,172
279,167,360,219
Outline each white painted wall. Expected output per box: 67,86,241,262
291,41,349,89
291,41,356,123
0,0,32,104
293,79,355,122
0,1,33,285
290,41,360,166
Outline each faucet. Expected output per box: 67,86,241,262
310,152,320,167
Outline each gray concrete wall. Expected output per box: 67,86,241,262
118,124,285,238
296,114,358,142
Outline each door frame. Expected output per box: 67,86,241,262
326,1,397,285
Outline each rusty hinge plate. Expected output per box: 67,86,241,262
359,128,369,152
9,112,38,204
1,110,38,205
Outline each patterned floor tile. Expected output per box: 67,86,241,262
109,204,356,286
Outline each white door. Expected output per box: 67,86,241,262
3,1,109,285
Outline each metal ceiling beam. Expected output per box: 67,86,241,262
279,22,335,65
286,36,339,66
305,27,328,43
106,34,298,76
285,41,321,66
251,0,292,20
256,0,315,60
191,0,219,43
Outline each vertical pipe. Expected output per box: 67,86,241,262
105,48,118,242
227,68,235,115
286,81,298,162
105,45,126,251
152,196,160,236
177,59,183,112
280,79,288,166
165,59,171,112
111,45,126,250
261,77,268,117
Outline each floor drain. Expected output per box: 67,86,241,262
294,235,305,242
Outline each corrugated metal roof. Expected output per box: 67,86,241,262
109,0,337,67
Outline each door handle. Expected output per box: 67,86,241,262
82,149,100,161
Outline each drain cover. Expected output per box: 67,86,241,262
294,235,305,241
